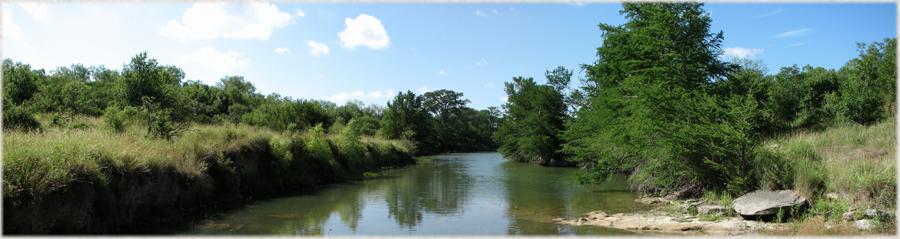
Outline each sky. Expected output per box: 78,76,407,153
2,2,896,109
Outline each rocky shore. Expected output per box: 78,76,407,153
555,189,891,235
554,208,783,235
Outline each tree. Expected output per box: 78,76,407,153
562,3,755,194
2,59,40,105
826,38,896,125
218,76,260,123
495,74,569,166
380,91,435,154
422,89,470,152
121,52,188,139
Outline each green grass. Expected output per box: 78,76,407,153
2,116,416,233
754,118,896,234
761,119,895,210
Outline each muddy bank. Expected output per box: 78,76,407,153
3,137,415,234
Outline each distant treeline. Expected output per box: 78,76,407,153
2,53,499,155
494,3,896,196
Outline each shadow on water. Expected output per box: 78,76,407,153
186,152,647,235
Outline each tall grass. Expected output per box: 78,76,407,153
753,118,896,232
3,116,415,233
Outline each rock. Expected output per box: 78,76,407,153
555,209,765,235
698,205,727,215
863,208,879,219
842,209,856,221
731,190,807,220
636,197,672,205
854,219,875,230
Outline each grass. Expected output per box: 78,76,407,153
753,118,896,234
762,119,895,209
3,116,416,233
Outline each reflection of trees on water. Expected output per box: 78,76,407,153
381,160,473,228
192,159,475,234
502,162,644,235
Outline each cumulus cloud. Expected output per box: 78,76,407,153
723,47,764,59
294,9,305,17
274,47,290,54
306,40,330,57
438,69,448,76
338,14,390,50
3,7,23,40
500,96,508,103
17,2,48,21
159,2,293,42
177,46,250,83
773,28,812,38
327,89,396,105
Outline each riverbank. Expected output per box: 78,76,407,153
2,116,416,234
557,119,896,236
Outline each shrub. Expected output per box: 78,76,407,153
3,104,41,132
103,106,127,133
305,124,339,170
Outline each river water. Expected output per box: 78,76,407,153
187,152,648,235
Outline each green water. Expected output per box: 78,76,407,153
187,152,649,235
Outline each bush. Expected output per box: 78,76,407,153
752,146,795,190
3,104,41,132
103,106,127,133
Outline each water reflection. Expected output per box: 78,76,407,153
187,152,646,235
381,155,473,228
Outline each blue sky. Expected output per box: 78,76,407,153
2,2,895,109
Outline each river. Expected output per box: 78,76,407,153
186,152,649,235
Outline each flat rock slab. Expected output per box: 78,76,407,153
554,210,780,236
732,190,807,218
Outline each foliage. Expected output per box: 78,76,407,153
495,72,569,165
2,104,41,132
561,3,754,194
2,59,41,105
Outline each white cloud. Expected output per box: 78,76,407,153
17,2,49,21
438,69,447,76
788,42,807,48
305,40,330,57
723,47,764,59
294,9,305,17
3,7,23,40
416,86,431,94
754,8,783,18
475,9,501,17
474,59,488,67
500,96,508,103
274,47,290,54
773,28,812,38
483,82,495,88
177,46,250,83
338,14,390,50
327,89,396,105
159,2,293,42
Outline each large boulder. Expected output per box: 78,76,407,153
731,190,807,221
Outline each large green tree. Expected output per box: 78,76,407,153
495,72,570,166
562,3,757,194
